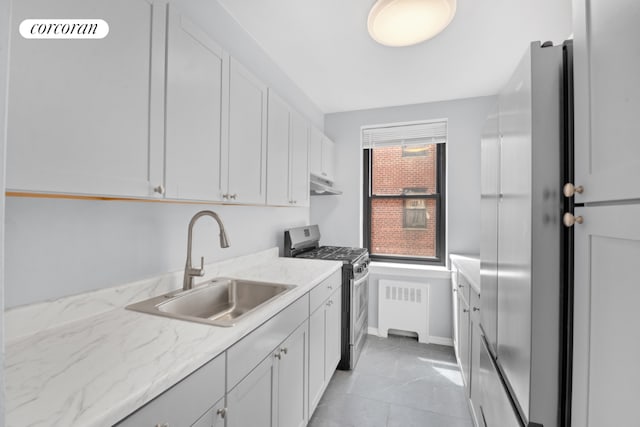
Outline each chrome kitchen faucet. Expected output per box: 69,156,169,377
183,210,230,291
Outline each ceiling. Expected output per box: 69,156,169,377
217,0,572,114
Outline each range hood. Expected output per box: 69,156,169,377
310,175,342,196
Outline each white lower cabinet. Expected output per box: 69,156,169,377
308,285,342,415
226,320,309,427
115,353,226,427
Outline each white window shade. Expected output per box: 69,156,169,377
362,120,447,149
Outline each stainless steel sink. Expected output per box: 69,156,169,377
126,278,295,326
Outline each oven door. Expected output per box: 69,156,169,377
350,269,369,367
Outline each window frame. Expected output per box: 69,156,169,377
362,144,446,265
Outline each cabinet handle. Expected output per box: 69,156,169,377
563,183,584,198
222,193,229,200
473,307,480,312
153,185,165,195
453,288,457,293
274,352,282,360
230,193,238,200
459,284,464,288
563,213,584,228
280,347,288,355
328,285,333,290
463,308,469,313
216,407,227,419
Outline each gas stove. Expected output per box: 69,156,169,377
284,225,369,370
294,245,368,263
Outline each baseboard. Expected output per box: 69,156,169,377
368,327,453,347
428,336,454,347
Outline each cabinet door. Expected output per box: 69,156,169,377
7,0,164,197
573,0,640,203
277,321,309,427
320,138,335,182
458,292,471,390
227,354,276,427
470,290,482,422
266,90,291,206
325,288,342,378
226,58,267,204
308,306,326,415
164,5,226,201
309,127,323,177
451,269,460,358
572,204,640,427
289,111,309,206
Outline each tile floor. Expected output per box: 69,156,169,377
308,335,475,427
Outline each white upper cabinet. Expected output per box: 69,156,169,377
309,127,335,183
289,111,310,206
164,5,227,201
225,58,267,204
266,90,309,206
7,0,165,198
309,127,323,178
573,0,640,203
266,91,291,206
320,137,336,183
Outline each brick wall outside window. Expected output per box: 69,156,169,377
369,145,438,258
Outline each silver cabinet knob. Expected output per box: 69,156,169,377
473,307,480,312
563,212,584,227
463,308,469,313
280,347,288,355
563,183,584,198
217,408,227,419
222,193,229,200
230,193,238,200
153,185,165,195
274,352,282,360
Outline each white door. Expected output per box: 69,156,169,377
289,111,309,206
573,0,640,203
226,354,276,427
266,90,290,206
226,58,267,204
320,138,335,182
571,204,640,427
325,289,342,376
164,5,226,201
7,0,164,198
308,306,326,416
277,321,308,427
309,127,323,177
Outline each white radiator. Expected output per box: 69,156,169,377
378,279,429,343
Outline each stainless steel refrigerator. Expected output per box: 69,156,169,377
479,40,573,427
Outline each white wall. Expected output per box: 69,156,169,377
3,0,323,308
312,96,497,255
0,0,10,420
5,199,309,308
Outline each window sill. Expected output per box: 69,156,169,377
369,261,452,280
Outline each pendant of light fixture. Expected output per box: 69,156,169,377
367,0,457,47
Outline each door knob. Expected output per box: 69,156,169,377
563,183,584,198
563,212,584,227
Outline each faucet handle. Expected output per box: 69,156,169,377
195,256,205,276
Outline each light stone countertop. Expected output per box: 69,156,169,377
449,254,481,294
5,248,342,427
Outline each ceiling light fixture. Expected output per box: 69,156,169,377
367,0,457,47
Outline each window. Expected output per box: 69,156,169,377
362,121,446,264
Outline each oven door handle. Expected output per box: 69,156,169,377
353,270,369,287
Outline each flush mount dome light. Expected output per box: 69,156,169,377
367,0,457,47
